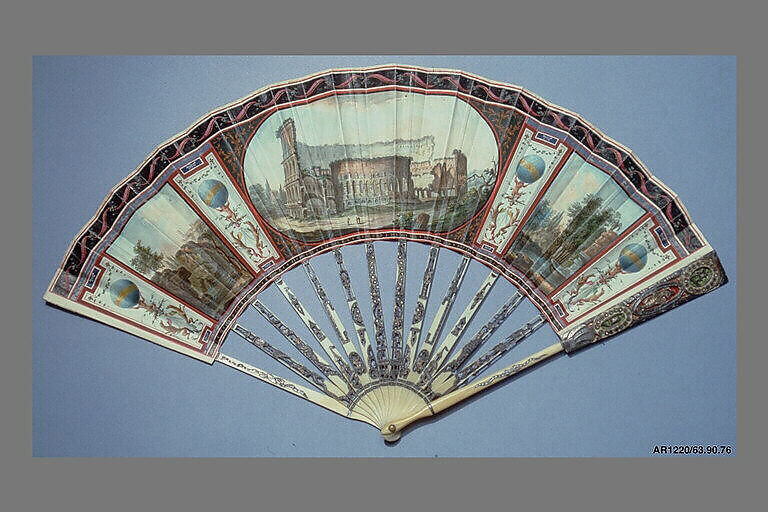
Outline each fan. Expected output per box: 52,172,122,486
44,65,727,441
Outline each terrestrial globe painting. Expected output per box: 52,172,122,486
516,154,546,183
198,179,229,209
109,279,140,309
44,65,727,441
619,243,649,273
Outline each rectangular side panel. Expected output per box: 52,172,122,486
552,216,681,324
44,291,215,364
172,151,280,272
477,128,569,252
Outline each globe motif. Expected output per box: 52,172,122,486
618,243,648,273
197,179,229,209
515,154,546,183
109,279,140,308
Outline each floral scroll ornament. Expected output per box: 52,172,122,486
108,278,202,339
197,179,271,260
565,243,649,312
486,154,546,245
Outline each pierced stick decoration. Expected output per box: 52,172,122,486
403,245,440,379
409,256,471,379
274,278,361,389
333,248,378,380
232,324,335,398
417,271,500,388
448,315,545,392
430,292,524,393
365,242,389,378
391,240,408,380
303,262,367,380
45,65,727,442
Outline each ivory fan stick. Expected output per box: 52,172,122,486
381,342,565,440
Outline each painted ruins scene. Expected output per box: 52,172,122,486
106,185,253,317
243,90,501,240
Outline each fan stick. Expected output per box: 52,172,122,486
365,242,389,379
387,241,408,420
403,245,440,380
232,323,380,425
332,248,385,417
407,255,471,381
430,292,524,392
390,240,407,380
452,315,545,391
274,278,361,390
303,262,369,384
216,353,375,427
382,341,565,440
333,248,377,377
233,324,341,398
363,243,394,419
245,303,380,427
417,271,500,387
250,302,353,399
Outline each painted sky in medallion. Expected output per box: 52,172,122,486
243,90,499,190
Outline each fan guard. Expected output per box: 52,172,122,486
44,65,727,440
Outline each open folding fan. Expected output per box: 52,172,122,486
44,65,727,441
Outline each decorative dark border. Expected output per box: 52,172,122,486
49,65,706,300
45,64,724,363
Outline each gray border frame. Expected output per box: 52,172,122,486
7,0,763,510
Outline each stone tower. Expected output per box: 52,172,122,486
276,118,303,218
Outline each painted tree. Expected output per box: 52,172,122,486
544,194,621,267
130,240,164,275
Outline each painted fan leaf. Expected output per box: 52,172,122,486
44,65,727,439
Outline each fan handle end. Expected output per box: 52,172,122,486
381,408,433,441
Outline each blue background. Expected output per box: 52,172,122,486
33,56,737,457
